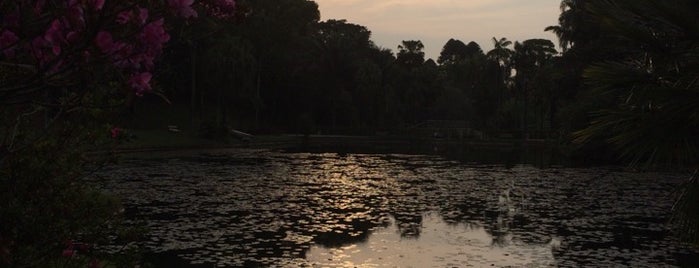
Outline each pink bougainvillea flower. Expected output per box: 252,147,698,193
89,0,105,11
43,20,65,56
31,37,49,63
138,8,149,25
61,249,76,257
61,241,76,258
34,0,46,15
44,20,63,42
95,31,114,53
0,30,19,58
217,0,236,10
110,127,122,138
65,4,86,29
115,10,132,24
95,31,128,57
0,30,18,47
66,31,80,44
140,19,170,55
167,0,198,18
128,72,152,95
115,8,148,25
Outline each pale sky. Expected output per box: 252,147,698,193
315,0,561,60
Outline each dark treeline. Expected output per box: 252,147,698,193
142,0,698,166
144,0,559,138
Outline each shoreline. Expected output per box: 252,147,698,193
111,134,561,154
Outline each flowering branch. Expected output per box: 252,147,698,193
0,0,236,100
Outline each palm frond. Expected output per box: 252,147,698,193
671,171,699,244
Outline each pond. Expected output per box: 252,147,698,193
91,148,699,267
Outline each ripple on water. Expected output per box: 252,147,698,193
89,149,699,267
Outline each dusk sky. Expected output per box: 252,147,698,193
315,0,561,60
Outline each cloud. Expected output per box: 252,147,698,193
315,0,560,59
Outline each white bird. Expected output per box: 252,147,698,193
498,180,518,216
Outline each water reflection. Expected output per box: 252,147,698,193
90,149,699,267
307,212,559,267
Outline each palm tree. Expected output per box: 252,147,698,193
487,37,513,69
486,37,515,113
545,0,576,50
573,0,699,243
545,0,597,52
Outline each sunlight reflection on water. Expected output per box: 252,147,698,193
307,211,559,267
90,149,699,267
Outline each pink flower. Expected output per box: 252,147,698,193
44,20,65,55
34,0,46,15
65,4,86,29
138,8,149,25
0,30,18,47
168,0,198,19
115,8,148,25
89,0,105,11
44,20,62,42
110,127,122,138
61,249,76,257
140,19,170,56
0,30,19,58
31,37,51,63
216,0,236,10
61,241,76,257
115,10,132,24
66,31,81,44
95,31,114,53
128,72,152,95
95,31,128,58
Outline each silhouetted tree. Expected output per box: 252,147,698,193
513,39,557,138
396,40,426,69
438,38,469,65
486,37,515,123
569,0,699,243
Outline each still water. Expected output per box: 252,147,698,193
92,149,699,267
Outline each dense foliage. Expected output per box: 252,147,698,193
0,0,236,266
152,0,566,140
566,0,699,242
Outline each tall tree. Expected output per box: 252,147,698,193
396,40,425,68
437,38,469,65
545,0,599,52
513,39,557,138
464,41,484,58
487,37,514,69
242,0,320,129
310,19,373,128
486,37,515,117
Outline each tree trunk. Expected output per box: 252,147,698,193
522,82,528,141
254,65,261,130
190,42,198,130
